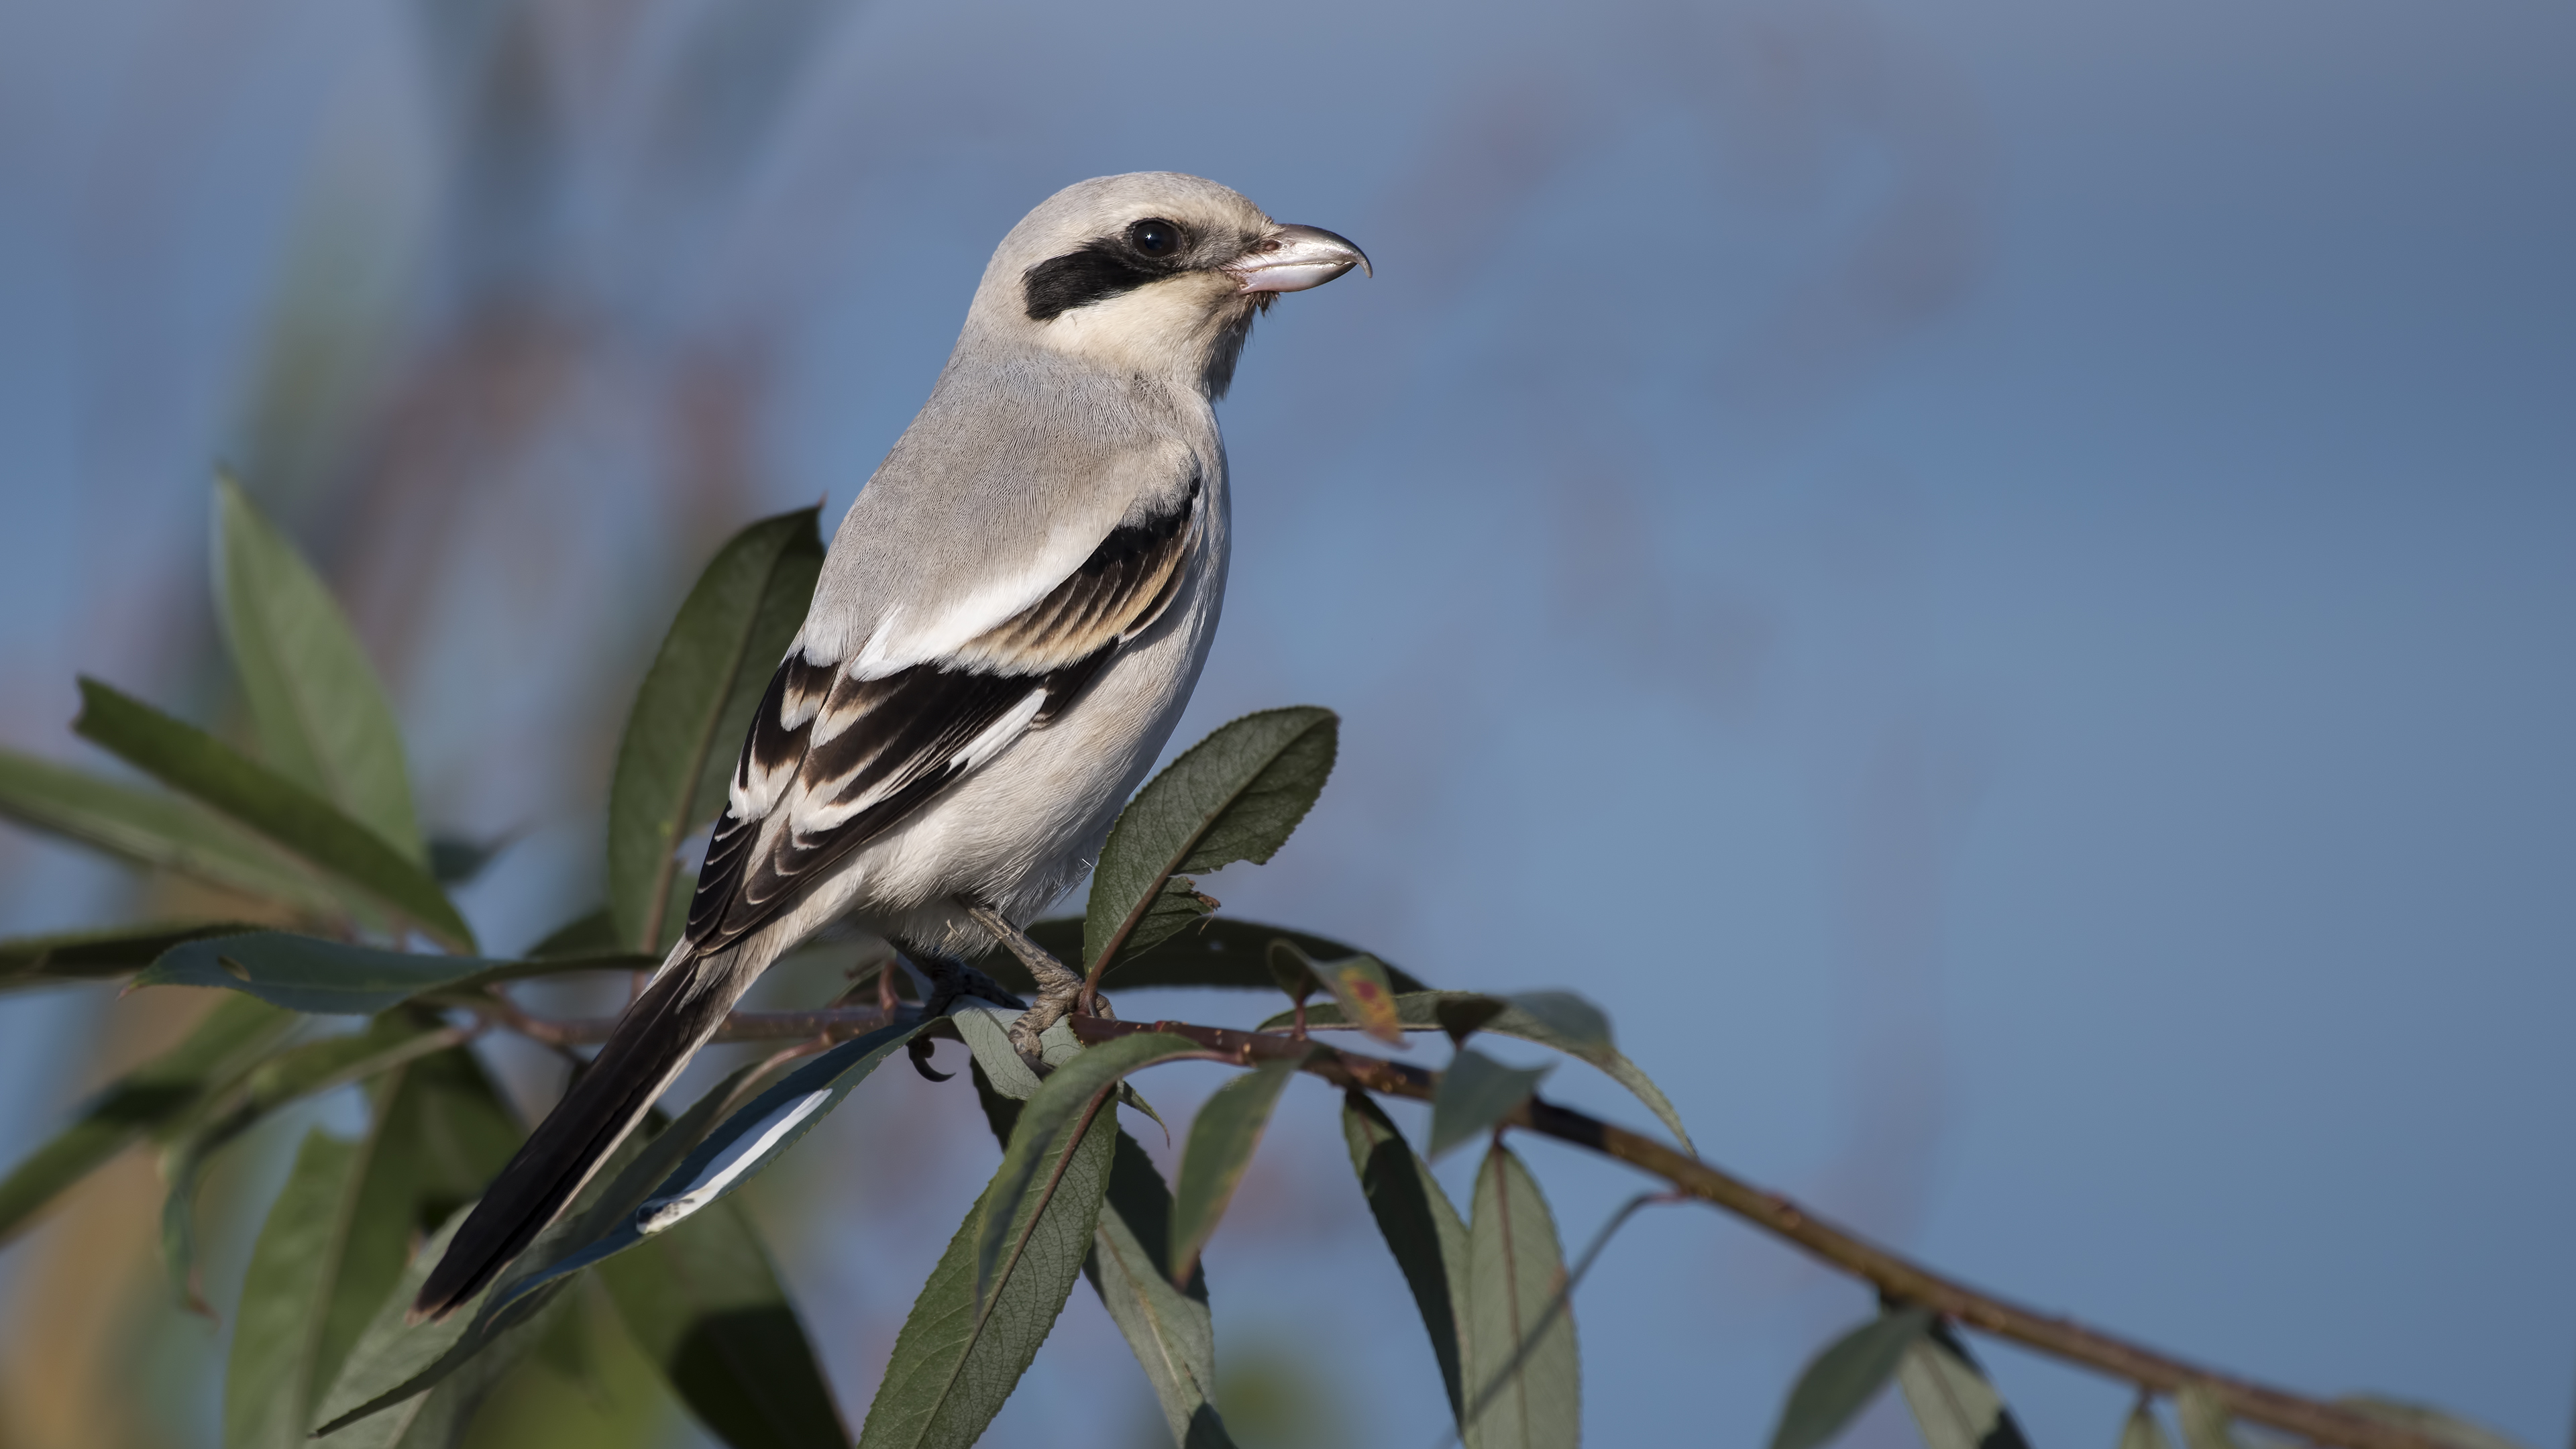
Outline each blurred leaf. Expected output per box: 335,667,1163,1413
523,909,629,961
608,506,823,955
0,920,264,994
1341,1091,1469,1424
598,1199,847,1449
1083,707,1337,972
213,475,425,863
2123,1402,2179,1449
2337,1398,2534,1449
137,930,642,1014
0,992,294,1246
0,744,352,916
74,679,474,950
2176,1387,2246,1449
1012,916,1433,996
228,1130,371,1446
857,1095,1118,1449
1462,1143,1578,1449
1770,1308,1934,1449
971,1033,1205,1311
1895,1321,2030,1449
1081,1127,1237,1448
426,835,506,886
1429,1048,1553,1160
1169,1054,1306,1287
1268,991,1692,1154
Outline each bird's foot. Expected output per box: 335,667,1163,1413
912,954,1026,1018
955,897,1093,1069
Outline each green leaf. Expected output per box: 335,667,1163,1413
598,1199,849,1449
521,909,627,961
608,507,824,955
1429,1048,1553,1160
0,992,294,1246
136,930,647,1014
227,1130,370,1447
1168,1054,1305,1287
1267,991,1693,1155
1769,1308,1934,1449
1084,1130,1238,1448
2337,1399,2535,1449
72,680,474,951
2123,1403,2179,1449
2177,1387,2253,1449
1083,707,1338,973
1341,1091,1469,1424
213,475,425,863
0,745,352,916
1007,916,1433,996
971,1033,1207,1311
0,920,265,994
1462,1143,1578,1449
1896,1321,2030,1449
857,1099,1119,1449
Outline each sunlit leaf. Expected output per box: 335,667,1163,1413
1895,1321,2030,1449
2176,1386,2247,1449
0,992,294,1246
1168,1054,1306,1287
0,920,264,994
74,680,474,950
1004,916,1432,997
1770,1308,1934,1449
213,475,425,862
2123,1401,2179,1449
1268,991,1693,1154
1462,1143,1578,1449
0,745,352,916
1342,1091,1469,1424
1083,708,1337,973
607,506,822,955
1429,1048,1552,1160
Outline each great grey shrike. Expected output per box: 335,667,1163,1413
415,172,1367,1318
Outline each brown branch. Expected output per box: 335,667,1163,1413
463,996,2441,1449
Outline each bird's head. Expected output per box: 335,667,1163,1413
966,172,1368,397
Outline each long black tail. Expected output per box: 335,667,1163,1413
413,951,738,1319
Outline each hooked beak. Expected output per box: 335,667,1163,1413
1226,224,1372,294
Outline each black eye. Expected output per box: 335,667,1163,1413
1127,219,1184,258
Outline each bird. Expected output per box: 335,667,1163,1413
413,172,1367,1319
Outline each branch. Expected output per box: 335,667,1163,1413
469,996,2442,1449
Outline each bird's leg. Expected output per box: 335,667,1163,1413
955,898,1099,1065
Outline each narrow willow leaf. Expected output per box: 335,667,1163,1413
1083,708,1338,972
2123,1402,2179,1449
1085,1130,1238,1448
1168,1054,1305,1286
971,1033,1207,1311
308,1206,562,1446
0,745,351,916
136,930,645,1014
2176,1386,2246,1449
521,909,627,961
857,1108,1118,1449
608,506,823,955
2337,1398,2535,1449
1012,916,1432,996
74,680,474,950
0,992,294,1246
214,476,425,862
598,1200,848,1449
425,835,505,886
1429,1048,1553,1160
1267,991,1693,1154
1462,1144,1578,1449
1342,1091,1469,1423
227,1130,368,1448
1896,1321,2031,1449
0,920,262,994
1770,1308,1935,1449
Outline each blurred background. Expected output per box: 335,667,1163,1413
0,0,2569,1445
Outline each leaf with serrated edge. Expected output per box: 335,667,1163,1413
1770,1308,1932,1449
1009,916,1433,996
1267,991,1693,1154
1430,1048,1553,1160
0,921,266,994
73,680,473,951
1168,1055,1303,1286
1342,1091,1470,1424
0,746,353,918
1896,1321,2031,1449
0,993,294,1246
2123,1402,2180,1449
214,476,425,863
1082,708,1336,973
1462,1143,1578,1449
608,507,822,955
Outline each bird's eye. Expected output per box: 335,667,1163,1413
1127,219,1183,258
